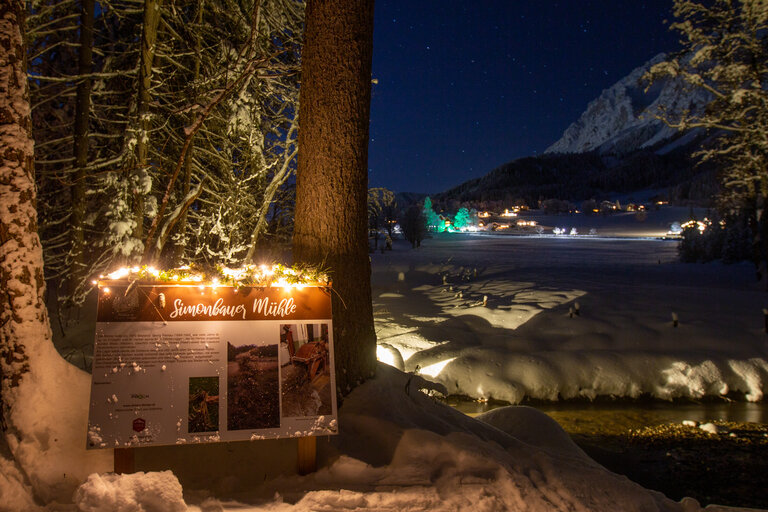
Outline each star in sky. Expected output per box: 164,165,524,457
368,0,679,194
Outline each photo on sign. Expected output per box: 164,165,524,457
226,338,279,431
279,323,333,418
188,376,220,433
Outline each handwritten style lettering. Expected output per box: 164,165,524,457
169,298,247,320
252,297,297,318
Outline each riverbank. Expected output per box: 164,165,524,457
451,396,768,508
577,419,768,509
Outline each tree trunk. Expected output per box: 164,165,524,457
1,5,41,504
172,0,204,265
69,0,95,299
132,0,162,249
1,3,111,503
1,0,36,426
293,0,376,395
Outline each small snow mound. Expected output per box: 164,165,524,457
377,343,405,371
698,422,727,435
476,406,592,463
0,458,38,512
73,471,187,512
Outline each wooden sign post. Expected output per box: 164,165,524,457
297,436,317,475
114,447,135,474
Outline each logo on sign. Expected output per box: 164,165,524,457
132,418,146,432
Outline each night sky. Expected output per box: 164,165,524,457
368,1,680,195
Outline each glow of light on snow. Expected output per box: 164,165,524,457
376,345,399,367
419,357,457,378
106,268,130,279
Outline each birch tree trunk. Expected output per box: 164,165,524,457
293,0,377,395
1,2,110,504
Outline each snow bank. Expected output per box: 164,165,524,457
73,471,186,512
372,235,768,404
179,364,688,511
1,321,112,509
475,405,590,461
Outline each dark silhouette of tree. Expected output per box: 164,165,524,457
400,205,427,248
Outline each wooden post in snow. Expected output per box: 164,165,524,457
297,436,317,475
114,448,135,474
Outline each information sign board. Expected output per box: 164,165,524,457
86,282,337,449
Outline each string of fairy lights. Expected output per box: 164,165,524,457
94,264,330,290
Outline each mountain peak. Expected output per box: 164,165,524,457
545,53,708,155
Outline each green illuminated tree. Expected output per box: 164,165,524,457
423,196,443,232
453,207,471,230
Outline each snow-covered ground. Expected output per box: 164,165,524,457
8,218,767,511
372,231,767,404
516,206,702,238
71,365,760,512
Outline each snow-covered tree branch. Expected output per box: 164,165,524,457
645,0,768,280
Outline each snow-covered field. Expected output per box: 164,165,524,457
517,207,701,238
373,229,767,404
8,215,768,511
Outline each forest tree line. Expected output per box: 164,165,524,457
29,0,304,315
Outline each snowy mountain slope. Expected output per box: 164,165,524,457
545,53,709,155
433,54,718,206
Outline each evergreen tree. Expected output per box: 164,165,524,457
400,205,427,248
1,2,110,502
28,0,305,323
453,207,471,230
647,0,768,277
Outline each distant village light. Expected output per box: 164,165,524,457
500,209,517,217
681,219,708,233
